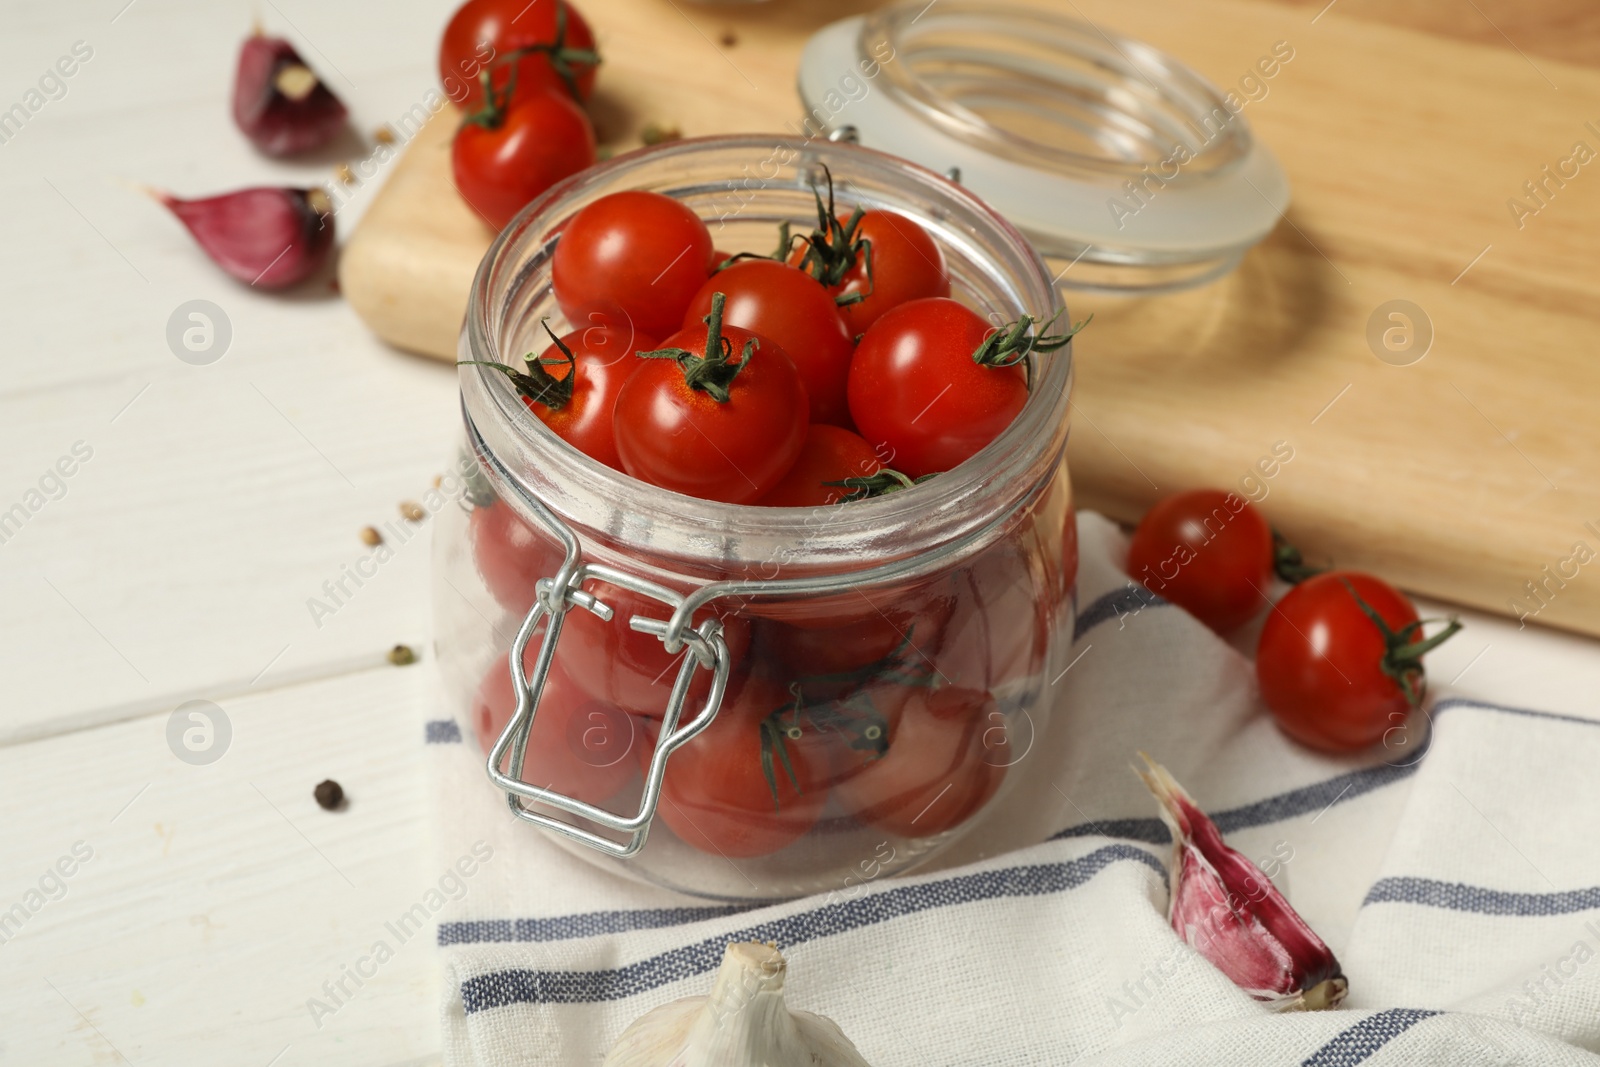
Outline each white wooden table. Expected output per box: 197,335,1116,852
3,1,1599,1065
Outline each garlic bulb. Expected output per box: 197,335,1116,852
602,942,873,1067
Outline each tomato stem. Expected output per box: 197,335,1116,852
786,165,874,300
457,319,576,410
1273,530,1322,584
824,468,928,502
635,291,754,403
972,309,1091,391
1338,577,1463,708
459,57,521,131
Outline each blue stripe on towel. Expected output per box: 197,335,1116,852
1363,877,1600,917
459,843,1164,1012
440,905,750,946
1051,697,1600,846
1301,1008,1441,1067
425,720,463,744
1073,584,1168,641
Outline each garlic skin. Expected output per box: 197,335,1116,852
155,186,334,289
603,942,873,1067
1137,755,1347,1012
233,33,347,156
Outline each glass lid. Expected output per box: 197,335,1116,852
798,2,1291,293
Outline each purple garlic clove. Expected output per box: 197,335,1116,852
1137,755,1348,1011
155,186,334,289
232,32,347,156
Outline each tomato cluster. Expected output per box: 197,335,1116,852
443,0,602,231
467,530,1047,858
458,172,1086,859
1126,489,1462,754
472,171,1083,507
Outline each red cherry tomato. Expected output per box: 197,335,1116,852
833,685,998,837
938,535,1050,692
452,89,595,231
649,680,827,858
471,654,638,807
789,209,950,335
1256,571,1458,753
469,499,562,615
613,298,809,504
556,581,752,718
848,297,1027,479
438,0,599,108
480,323,654,470
766,683,904,790
759,590,956,685
552,191,714,340
755,424,883,508
683,260,856,427
1127,489,1274,632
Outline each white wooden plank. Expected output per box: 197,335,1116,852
0,665,448,1066
0,0,481,743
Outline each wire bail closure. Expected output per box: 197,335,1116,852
462,396,1048,858
488,555,733,858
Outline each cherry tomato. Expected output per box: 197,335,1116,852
755,424,883,508
939,535,1050,692
683,260,856,426
833,685,998,837
469,499,562,615
552,191,714,340
789,208,950,335
472,654,638,807
439,0,599,108
648,680,827,858
613,296,809,504
556,580,752,718
475,323,654,470
1127,489,1274,632
760,591,956,686
848,297,1027,479
1256,571,1459,752
452,88,595,231
766,683,903,790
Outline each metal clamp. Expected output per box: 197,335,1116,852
463,408,1030,857
488,560,732,858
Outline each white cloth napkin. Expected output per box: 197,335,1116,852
423,511,1600,1066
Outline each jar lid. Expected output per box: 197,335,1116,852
798,3,1291,293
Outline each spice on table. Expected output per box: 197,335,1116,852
640,122,681,146
359,525,383,546
374,124,395,145
313,779,345,810
719,30,738,48
1137,754,1347,1011
399,501,426,521
334,162,354,185
431,474,443,489
388,644,417,666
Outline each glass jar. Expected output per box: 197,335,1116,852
433,134,1079,901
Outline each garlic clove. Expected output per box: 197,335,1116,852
153,186,335,290
603,942,874,1067
232,32,347,156
1137,755,1348,1011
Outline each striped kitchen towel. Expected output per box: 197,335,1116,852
422,511,1600,1065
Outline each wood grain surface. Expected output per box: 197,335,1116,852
341,0,1600,638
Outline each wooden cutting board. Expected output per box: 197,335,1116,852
340,0,1600,638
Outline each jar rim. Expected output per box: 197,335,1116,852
461,134,1073,577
